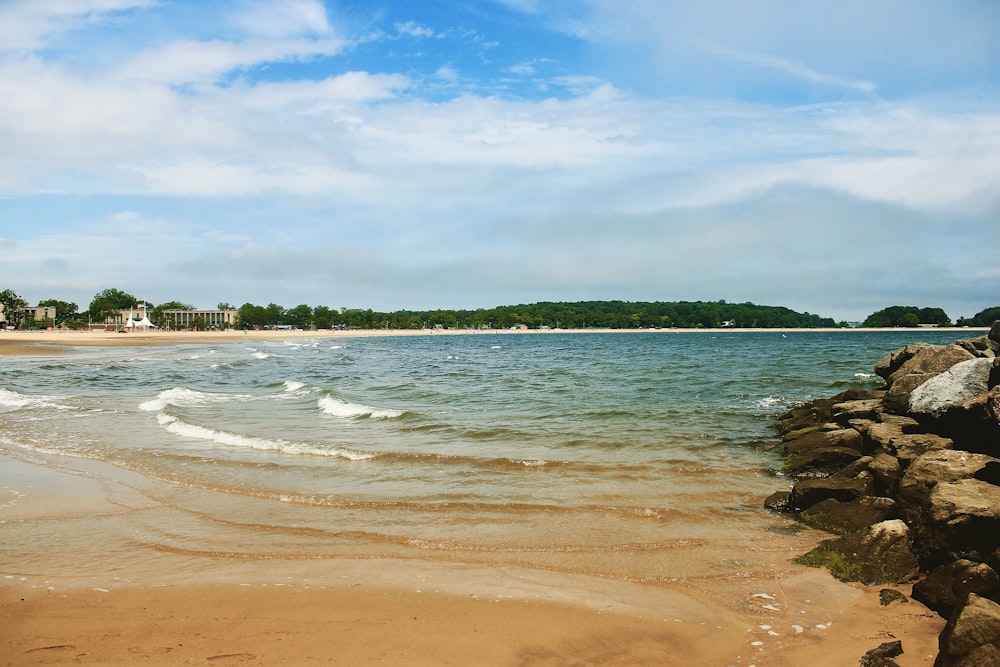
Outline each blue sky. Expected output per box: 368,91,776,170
1,0,998,322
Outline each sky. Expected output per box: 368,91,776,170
0,0,998,323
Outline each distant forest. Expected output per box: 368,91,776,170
310,300,839,330
3,286,998,330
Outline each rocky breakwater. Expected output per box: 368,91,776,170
766,322,1000,667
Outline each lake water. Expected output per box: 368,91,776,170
0,329,973,586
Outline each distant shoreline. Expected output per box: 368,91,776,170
0,325,987,355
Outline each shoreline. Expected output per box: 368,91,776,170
0,326,986,355
0,330,958,664
0,449,943,666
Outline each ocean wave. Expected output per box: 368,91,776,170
138,387,253,412
0,388,74,412
155,413,373,460
317,395,405,419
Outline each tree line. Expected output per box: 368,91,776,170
2,287,997,330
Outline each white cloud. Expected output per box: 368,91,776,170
394,21,436,38
111,36,346,85
709,46,878,93
0,0,154,50
232,0,332,38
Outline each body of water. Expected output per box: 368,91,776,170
0,329,974,586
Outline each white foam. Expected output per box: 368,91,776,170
0,389,32,408
754,396,783,409
156,413,373,460
283,380,306,393
139,387,251,412
318,396,404,419
0,388,72,411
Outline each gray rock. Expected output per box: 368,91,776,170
790,476,872,510
888,345,975,387
879,589,909,606
860,639,903,667
890,433,954,465
783,428,864,456
910,358,994,419
912,559,1000,619
796,519,920,585
763,490,792,512
869,453,902,496
885,372,936,414
918,479,1000,567
939,387,1000,454
833,399,883,424
935,594,1000,667
799,496,897,535
875,343,932,382
864,421,905,454
897,450,998,523
785,447,866,478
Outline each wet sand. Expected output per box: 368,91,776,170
0,330,948,665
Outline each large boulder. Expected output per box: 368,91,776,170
885,373,938,414
917,479,1000,567
891,433,954,465
881,345,976,414
790,476,872,510
937,387,1000,454
783,428,864,456
832,398,883,425
869,453,903,496
796,519,920,585
875,343,933,382
888,345,975,386
934,594,1000,667
912,559,1000,619
897,451,998,523
799,496,897,535
910,358,994,419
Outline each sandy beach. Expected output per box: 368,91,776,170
0,328,950,665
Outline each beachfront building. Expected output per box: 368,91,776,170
86,304,237,331
157,308,237,330
0,304,58,329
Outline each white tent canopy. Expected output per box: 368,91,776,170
123,315,155,331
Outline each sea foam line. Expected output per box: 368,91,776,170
318,395,404,419
0,388,75,412
155,414,373,460
138,387,253,412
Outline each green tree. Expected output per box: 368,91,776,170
0,289,29,329
284,304,313,328
89,288,138,324
958,306,1000,327
313,305,336,329
265,303,284,327
236,303,268,329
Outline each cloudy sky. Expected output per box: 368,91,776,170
1,0,998,322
